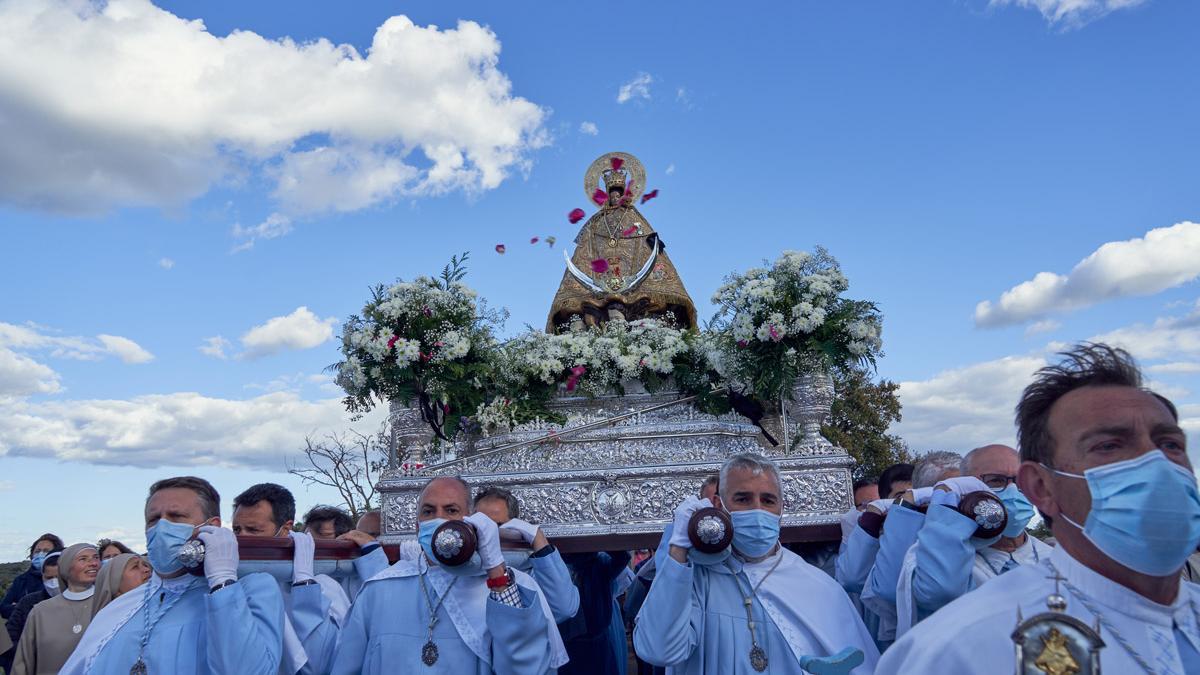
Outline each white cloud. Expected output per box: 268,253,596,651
617,72,653,104
231,212,293,253
0,1,547,215
579,121,598,136
1147,362,1200,375
0,348,61,398
665,163,676,175
0,322,153,363
240,307,337,359
158,257,174,270
989,0,1149,28
1024,319,1061,336
1089,299,1200,360
975,222,1200,327
198,336,232,360
97,335,155,364
0,391,384,469
894,355,1044,452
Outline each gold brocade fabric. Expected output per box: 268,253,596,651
546,201,696,331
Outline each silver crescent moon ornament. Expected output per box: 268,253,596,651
583,152,646,204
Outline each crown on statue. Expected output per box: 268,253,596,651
602,167,628,195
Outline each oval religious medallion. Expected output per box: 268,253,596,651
421,640,439,666
749,645,768,672
73,623,82,634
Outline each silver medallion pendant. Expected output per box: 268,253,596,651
749,645,768,672
130,658,148,675
421,640,439,666
72,623,82,634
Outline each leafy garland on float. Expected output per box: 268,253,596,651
332,247,882,437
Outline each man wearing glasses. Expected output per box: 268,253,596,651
894,444,1052,635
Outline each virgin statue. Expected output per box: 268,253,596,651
546,152,697,332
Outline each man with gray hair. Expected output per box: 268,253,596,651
634,452,878,674
853,449,965,649
892,444,1051,638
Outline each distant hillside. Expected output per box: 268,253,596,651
1,561,30,599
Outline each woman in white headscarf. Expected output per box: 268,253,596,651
90,552,151,616
12,543,101,675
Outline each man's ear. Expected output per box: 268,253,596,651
1017,461,1059,520
208,516,222,528
283,519,295,532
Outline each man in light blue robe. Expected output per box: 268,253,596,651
233,482,349,675
634,452,878,675
474,485,580,623
331,476,567,674
62,476,284,675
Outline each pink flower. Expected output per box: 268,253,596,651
423,306,432,317
495,244,506,254
387,335,400,349
640,189,659,204
568,208,586,224
530,236,539,244
590,258,609,274
611,157,624,171
566,365,587,392
592,189,608,206
769,325,781,342
621,225,638,237
737,340,748,348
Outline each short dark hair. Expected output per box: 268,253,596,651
302,505,354,536
29,534,64,557
418,476,472,510
97,539,133,555
852,477,878,493
1016,343,1146,466
699,475,720,497
474,486,520,519
234,483,296,529
877,463,914,498
147,476,221,521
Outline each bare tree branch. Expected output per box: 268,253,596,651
287,420,394,520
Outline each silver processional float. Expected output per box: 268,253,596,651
181,152,1093,675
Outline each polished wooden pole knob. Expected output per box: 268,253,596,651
688,507,734,554
958,491,1008,539
430,520,478,567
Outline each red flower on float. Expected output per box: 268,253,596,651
590,258,609,274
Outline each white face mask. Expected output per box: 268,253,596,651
44,578,60,597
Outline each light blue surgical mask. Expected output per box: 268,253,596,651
993,484,1036,539
418,518,483,577
1045,450,1200,576
146,519,196,575
30,551,48,573
43,578,60,597
730,509,781,559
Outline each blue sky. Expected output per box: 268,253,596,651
1,0,1197,560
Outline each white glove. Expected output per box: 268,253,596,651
500,518,540,545
669,496,711,550
464,512,504,571
935,476,991,499
909,487,936,505
289,531,315,584
865,498,893,515
196,525,238,587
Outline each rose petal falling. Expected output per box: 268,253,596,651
592,189,608,206
611,157,624,171
621,225,638,237
530,236,539,244
640,189,659,204
546,236,557,248
568,208,586,223
590,258,609,274
495,244,506,254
